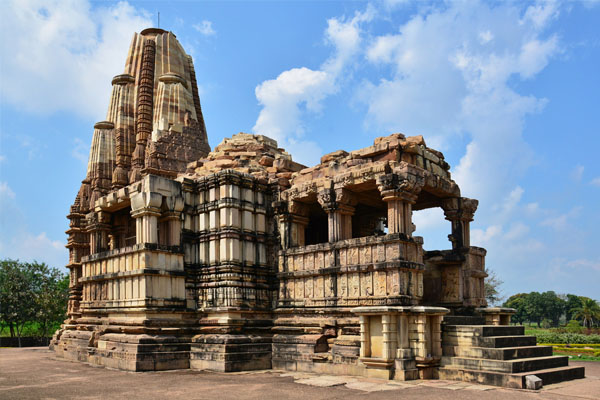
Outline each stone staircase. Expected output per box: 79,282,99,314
439,324,585,389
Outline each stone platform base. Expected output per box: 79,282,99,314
51,329,191,371
190,334,272,372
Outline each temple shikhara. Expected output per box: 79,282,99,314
51,28,584,389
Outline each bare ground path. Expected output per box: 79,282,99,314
0,347,598,400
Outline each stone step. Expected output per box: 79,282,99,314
442,316,486,325
514,365,586,386
439,365,585,389
477,335,537,348
454,345,553,360
442,355,569,373
443,325,525,337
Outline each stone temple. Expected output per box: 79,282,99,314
51,28,584,389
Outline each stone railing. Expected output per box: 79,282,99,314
80,243,186,310
277,233,425,308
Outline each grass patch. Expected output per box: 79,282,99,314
555,353,600,362
0,321,61,338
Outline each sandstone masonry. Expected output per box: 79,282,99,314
51,28,584,389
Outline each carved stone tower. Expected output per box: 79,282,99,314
65,28,210,322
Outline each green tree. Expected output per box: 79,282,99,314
0,259,69,346
572,298,600,328
525,291,545,327
484,268,504,306
565,294,584,322
0,259,37,346
540,291,565,327
33,264,69,344
503,293,528,325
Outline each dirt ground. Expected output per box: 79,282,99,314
0,347,598,400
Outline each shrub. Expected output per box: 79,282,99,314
552,346,596,356
565,320,584,333
539,343,600,348
533,331,600,344
541,318,552,329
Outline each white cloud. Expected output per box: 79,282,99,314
0,155,6,163
254,67,330,142
525,202,540,214
0,0,151,119
72,137,89,167
253,7,374,165
0,182,16,200
0,231,67,268
504,222,530,241
590,177,600,187
521,0,560,30
540,206,582,230
479,30,494,44
565,258,600,272
494,186,524,216
472,225,502,245
360,1,560,207
382,0,410,10
571,164,585,181
193,20,216,36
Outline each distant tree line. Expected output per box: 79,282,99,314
0,259,69,346
503,291,600,328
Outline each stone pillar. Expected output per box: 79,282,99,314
441,197,478,249
86,211,111,254
359,315,371,358
163,195,184,246
130,192,163,244
382,314,398,360
377,173,423,235
336,188,356,240
318,187,356,243
430,315,443,358
397,314,411,358
413,314,428,359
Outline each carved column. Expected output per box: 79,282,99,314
382,314,398,360
359,315,371,358
335,188,356,240
65,204,88,320
377,173,423,235
130,192,163,244
86,211,111,254
441,197,478,249
318,187,356,243
318,188,338,243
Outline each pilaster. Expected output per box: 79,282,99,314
130,192,163,244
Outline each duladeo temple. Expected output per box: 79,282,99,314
51,28,584,390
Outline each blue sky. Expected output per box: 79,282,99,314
0,0,599,300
